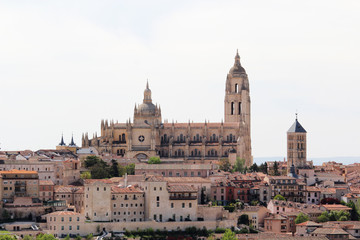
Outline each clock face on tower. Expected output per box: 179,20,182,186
138,135,145,142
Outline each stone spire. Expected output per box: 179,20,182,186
143,80,152,104
69,134,76,146
59,134,66,146
230,49,246,74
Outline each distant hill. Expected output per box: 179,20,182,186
254,156,360,165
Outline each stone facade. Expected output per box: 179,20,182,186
82,52,252,167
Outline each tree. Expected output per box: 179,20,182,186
273,161,280,176
64,235,70,240
221,229,236,240
317,210,350,222
238,214,249,225
219,158,231,172
148,157,161,164
274,194,286,201
118,164,127,176
0,236,16,240
201,187,207,204
110,159,120,177
348,201,360,221
317,211,330,222
295,213,310,224
36,234,56,240
249,163,259,172
84,156,103,168
126,163,135,175
86,234,93,240
233,158,245,173
23,236,34,240
90,162,110,179
81,171,91,179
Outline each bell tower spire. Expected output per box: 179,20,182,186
143,80,152,104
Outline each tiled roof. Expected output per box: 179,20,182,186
167,184,197,193
55,185,83,193
84,179,113,184
306,186,321,192
296,221,322,226
143,175,164,182
321,204,352,211
39,180,54,186
136,163,212,170
111,186,143,194
46,211,81,216
164,177,211,183
313,227,349,235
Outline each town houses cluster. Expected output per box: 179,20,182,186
1,53,359,239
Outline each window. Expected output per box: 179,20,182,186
69,217,72,222
156,196,160,201
61,226,64,230
182,203,185,208
77,217,79,221
171,203,174,208
61,217,64,222
69,226,72,230
97,187,99,191
160,187,162,191
189,203,192,208
154,214,157,220
77,226,80,230
157,202,160,207
231,102,235,115
154,187,156,191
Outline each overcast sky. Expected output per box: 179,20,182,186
1,0,359,159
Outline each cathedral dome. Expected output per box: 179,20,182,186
138,102,156,115
229,50,246,75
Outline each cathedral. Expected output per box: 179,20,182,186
82,51,253,167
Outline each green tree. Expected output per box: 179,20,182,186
118,164,127,176
233,158,245,173
36,234,56,240
346,201,360,221
295,212,310,224
126,163,135,175
219,158,231,172
81,171,91,179
110,159,120,177
238,214,249,225
317,211,330,222
249,163,259,172
148,157,161,164
64,235,70,240
23,236,34,240
86,233,93,240
250,200,259,206
0,236,16,240
2,209,10,220
273,161,280,176
201,187,207,204
274,194,286,201
84,156,102,168
221,229,236,240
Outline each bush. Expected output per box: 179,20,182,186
148,157,161,164
215,227,226,233
274,194,286,201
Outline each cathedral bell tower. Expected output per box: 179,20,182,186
224,50,250,125
224,50,252,166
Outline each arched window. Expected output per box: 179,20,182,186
196,134,200,141
235,84,238,93
238,102,241,115
180,134,184,142
231,102,235,115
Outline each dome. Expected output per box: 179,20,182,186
229,50,246,75
138,102,156,115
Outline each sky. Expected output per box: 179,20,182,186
0,0,360,159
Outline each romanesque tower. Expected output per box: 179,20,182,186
287,114,307,173
224,50,252,165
